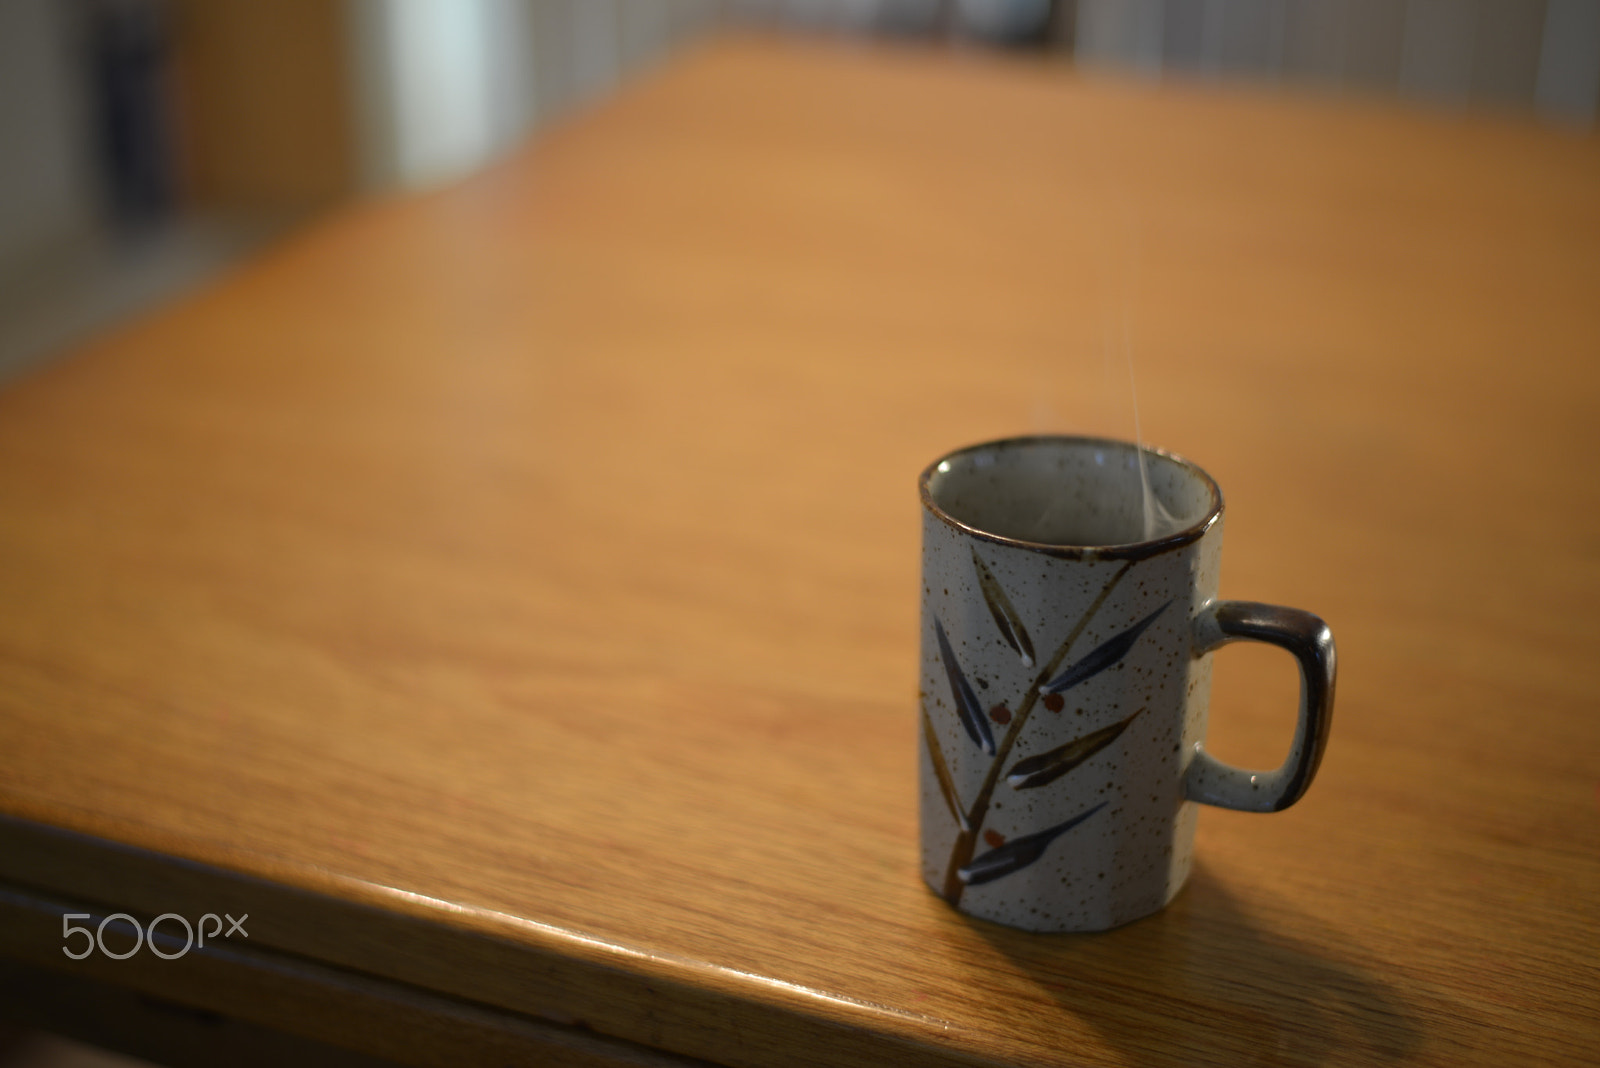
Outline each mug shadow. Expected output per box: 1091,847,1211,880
961,861,1422,1066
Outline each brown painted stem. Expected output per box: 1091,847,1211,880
939,561,1133,905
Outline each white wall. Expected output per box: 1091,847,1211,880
1538,0,1600,122
349,0,727,191
1074,0,1599,122
0,0,97,282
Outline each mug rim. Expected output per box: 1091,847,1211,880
918,434,1224,560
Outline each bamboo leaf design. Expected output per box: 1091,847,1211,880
922,708,971,832
934,617,996,754
1006,710,1143,790
1042,600,1171,694
957,802,1108,886
939,561,1136,907
972,548,1036,667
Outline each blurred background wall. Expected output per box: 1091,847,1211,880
1,0,1596,381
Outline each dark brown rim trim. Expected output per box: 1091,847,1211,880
918,435,1224,560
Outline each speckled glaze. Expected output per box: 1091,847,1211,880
918,436,1335,933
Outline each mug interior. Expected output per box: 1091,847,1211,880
923,437,1218,549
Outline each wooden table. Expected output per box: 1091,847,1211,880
1,35,1596,1068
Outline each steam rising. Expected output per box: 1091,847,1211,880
1124,324,1182,542
1113,211,1181,543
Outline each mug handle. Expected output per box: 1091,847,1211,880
1184,600,1337,813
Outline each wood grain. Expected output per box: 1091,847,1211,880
0,879,710,1068
0,34,1596,1067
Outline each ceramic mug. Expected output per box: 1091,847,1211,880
918,436,1335,932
